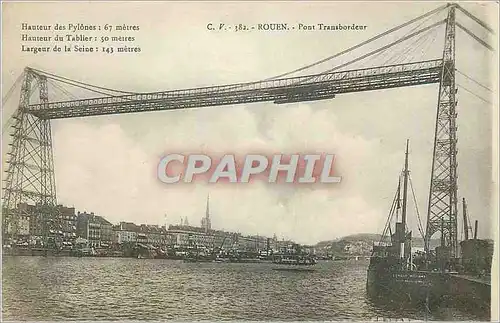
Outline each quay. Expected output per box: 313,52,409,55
448,274,491,314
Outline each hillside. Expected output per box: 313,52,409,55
314,233,440,257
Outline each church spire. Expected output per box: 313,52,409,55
206,194,210,220
202,194,212,232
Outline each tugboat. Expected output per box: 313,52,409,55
366,140,436,305
272,243,317,272
183,246,214,262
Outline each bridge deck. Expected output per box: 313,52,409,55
27,59,442,120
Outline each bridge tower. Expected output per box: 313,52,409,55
2,68,59,245
424,4,459,257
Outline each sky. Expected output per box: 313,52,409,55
1,1,498,245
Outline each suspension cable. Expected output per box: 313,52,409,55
2,71,25,106
3,81,40,133
409,176,425,240
378,178,401,246
300,20,445,84
457,83,494,105
456,22,494,51
48,79,79,100
389,27,435,66
40,73,124,97
17,6,448,100
264,4,448,80
381,10,440,66
456,69,493,92
456,4,494,34
29,67,138,95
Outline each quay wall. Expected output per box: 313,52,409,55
448,274,491,316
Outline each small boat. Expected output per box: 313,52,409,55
273,267,316,272
183,255,214,263
183,249,214,263
229,257,262,263
214,256,230,263
272,243,317,272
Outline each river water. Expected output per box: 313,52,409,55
2,257,486,321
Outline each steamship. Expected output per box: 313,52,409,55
272,243,317,272
366,140,440,304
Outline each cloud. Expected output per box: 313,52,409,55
51,100,407,245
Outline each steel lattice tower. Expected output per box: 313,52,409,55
425,5,459,257
2,68,59,244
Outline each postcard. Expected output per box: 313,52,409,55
1,1,498,322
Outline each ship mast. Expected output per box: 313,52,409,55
401,139,410,232
395,177,401,222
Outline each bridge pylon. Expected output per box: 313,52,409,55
2,68,59,246
425,4,459,258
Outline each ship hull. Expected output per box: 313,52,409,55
273,266,315,272
366,268,444,306
183,257,214,263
